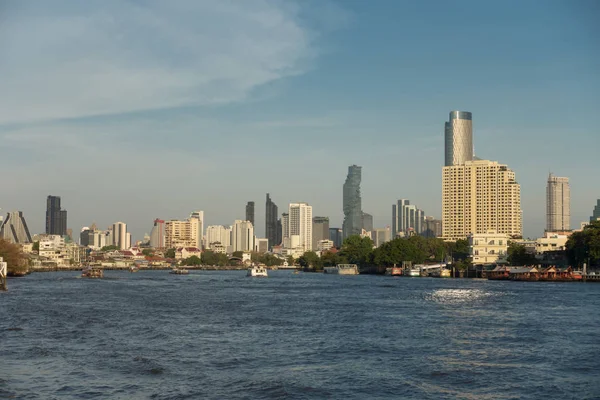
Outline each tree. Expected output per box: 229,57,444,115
32,241,40,252
0,239,28,275
142,249,154,257
298,251,322,271
164,248,176,259
447,239,470,262
182,255,201,266
232,251,244,259
507,242,537,266
101,245,119,252
339,235,374,267
566,220,600,267
286,255,295,266
321,250,346,267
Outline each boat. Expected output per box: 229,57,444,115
391,266,403,276
129,265,140,273
439,269,451,278
247,265,268,277
82,267,103,278
323,264,359,275
169,267,189,275
406,268,421,277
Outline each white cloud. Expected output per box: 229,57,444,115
0,0,316,124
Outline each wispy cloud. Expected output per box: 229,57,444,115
0,0,318,125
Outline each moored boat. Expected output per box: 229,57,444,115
247,265,268,277
406,268,421,277
82,267,103,278
129,265,140,273
169,267,189,275
324,264,359,275
391,266,403,276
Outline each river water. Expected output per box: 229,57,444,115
1,270,599,399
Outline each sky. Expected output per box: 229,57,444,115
0,0,598,241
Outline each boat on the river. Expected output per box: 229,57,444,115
324,264,359,275
169,267,189,275
129,265,139,273
247,265,268,277
82,266,103,278
406,268,421,277
391,265,403,276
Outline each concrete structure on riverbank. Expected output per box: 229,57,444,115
0,211,32,244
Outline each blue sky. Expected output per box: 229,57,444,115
0,0,598,240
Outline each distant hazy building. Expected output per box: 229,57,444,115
590,200,600,223
150,219,165,248
0,211,32,244
255,238,269,253
371,227,391,247
165,216,201,249
206,225,232,249
46,195,67,236
112,222,130,250
422,217,442,238
444,111,473,166
316,240,334,252
546,174,570,232
361,212,373,233
329,228,343,248
231,220,254,252
442,159,522,240
286,203,313,252
312,217,330,250
246,201,255,226
189,211,204,249
80,227,90,246
469,230,509,265
343,165,362,239
265,194,280,249
281,213,289,242
392,199,424,237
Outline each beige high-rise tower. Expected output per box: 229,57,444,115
445,111,473,166
546,174,570,231
442,159,522,240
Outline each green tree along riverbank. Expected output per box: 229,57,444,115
566,220,600,268
0,238,29,275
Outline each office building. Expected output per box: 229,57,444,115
444,111,473,166
392,199,425,237
0,211,32,244
150,219,165,248
80,227,90,246
362,212,373,233
371,227,391,247
343,165,362,239
246,201,255,226
189,211,204,249
285,203,313,251
231,220,254,252
265,194,280,249
546,174,570,232
281,213,289,241
255,238,269,253
329,228,343,248
590,200,600,223
46,195,67,235
112,222,129,250
422,217,442,238
312,217,330,250
442,159,522,240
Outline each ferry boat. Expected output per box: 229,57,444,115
323,264,359,275
169,267,189,275
82,267,103,278
247,265,268,277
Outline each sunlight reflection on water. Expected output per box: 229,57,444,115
427,288,493,304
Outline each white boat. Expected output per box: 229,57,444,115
169,267,189,275
247,265,268,277
323,264,359,275
406,268,421,277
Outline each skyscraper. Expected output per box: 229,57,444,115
546,174,570,231
0,211,32,244
205,225,232,249
361,212,373,233
190,211,204,249
46,195,67,235
231,220,254,252
343,165,362,239
150,219,165,248
329,228,343,248
265,194,279,249
442,159,522,240
245,201,255,226
287,203,313,251
371,227,391,247
444,111,473,166
312,217,330,250
392,199,425,236
112,222,129,250
591,200,600,222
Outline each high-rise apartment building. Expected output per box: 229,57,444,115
312,217,330,250
371,227,391,247
444,111,473,166
189,211,204,249
150,219,165,248
591,200,600,222
392,199,425,236
265,194,280,249
46,195,67,235
546,174,570,231
442,159,522,240
246,202,255,226
205,225,232,249
329,228,343,248
231,220,254,252
361,212,373,233
422,216,442,238
165,217,201,249
343,165,362,239
0,211,32,244
286,203,313,251
112,222,129,250
281,213,289,242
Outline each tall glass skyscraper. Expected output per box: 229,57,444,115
265,193,279,248
342,165,362,239
444,111,473,166
46,195,67,235
245,201,255,226
591,200,600,222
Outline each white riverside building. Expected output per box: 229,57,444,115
285,202,313,252
205,225,232,250
231,220,254,253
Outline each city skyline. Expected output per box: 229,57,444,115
0,1,597,240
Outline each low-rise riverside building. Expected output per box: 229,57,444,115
175,247,201,260
468,230,508,265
